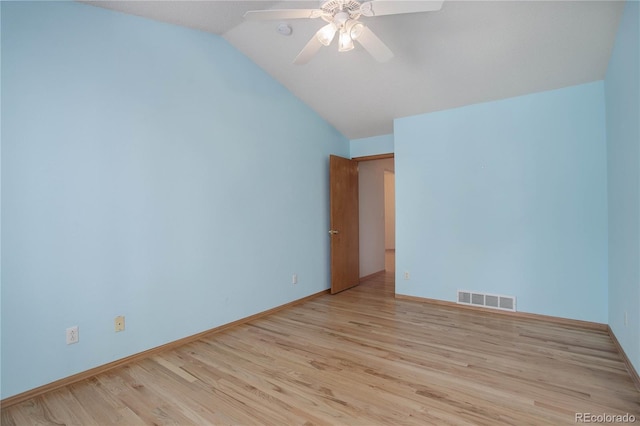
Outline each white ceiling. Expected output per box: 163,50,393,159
84,0,624,140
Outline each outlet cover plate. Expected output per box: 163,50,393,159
115,316,125,332
66,326,79,345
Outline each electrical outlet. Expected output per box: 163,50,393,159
292,274,298,285
115,315,125,332
66,326,79,345
404,271,410,280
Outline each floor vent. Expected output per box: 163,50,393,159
457,290,516,312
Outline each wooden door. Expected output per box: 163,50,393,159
329,155,359,294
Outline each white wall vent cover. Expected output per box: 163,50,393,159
457,290,516,312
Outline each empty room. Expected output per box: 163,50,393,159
1,0,639,424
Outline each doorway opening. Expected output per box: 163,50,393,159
384,170,395,274
356,156,395,280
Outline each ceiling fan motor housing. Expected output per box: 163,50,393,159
321,0,363,22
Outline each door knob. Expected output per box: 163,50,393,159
328,230,339,235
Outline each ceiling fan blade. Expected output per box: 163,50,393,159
360,1,443,17
356,26,394,62
244,9,323,21
294,36,323,65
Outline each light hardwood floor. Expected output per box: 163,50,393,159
2,273,639,425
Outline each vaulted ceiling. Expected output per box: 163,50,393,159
84,1,624,140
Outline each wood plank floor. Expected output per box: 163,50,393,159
3,272,639,425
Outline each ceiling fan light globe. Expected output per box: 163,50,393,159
350,22,365,40
317,23,337,46
338,31,355,52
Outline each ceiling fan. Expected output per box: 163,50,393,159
244,0,443,64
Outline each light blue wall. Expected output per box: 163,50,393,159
605,0,639,373
1,2,348,399
350,134,394,158
0,1,3,394
395,82,608,323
